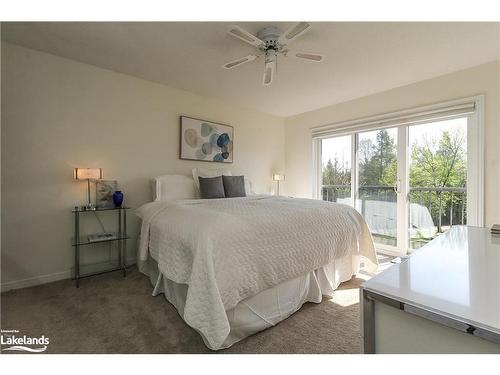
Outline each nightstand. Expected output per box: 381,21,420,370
72,206,130,287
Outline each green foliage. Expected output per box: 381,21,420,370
409,129,466,231
322,157,350,186
322,156,351,201
358,129,397,186
409,129,466,189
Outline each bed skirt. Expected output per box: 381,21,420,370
139,253,362,350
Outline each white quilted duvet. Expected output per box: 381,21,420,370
137,195,377,350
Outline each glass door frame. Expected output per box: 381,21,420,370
395,125,409,256
354,127,407,256
312,95,484,256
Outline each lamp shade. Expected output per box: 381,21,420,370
74,168,102,180
272,173,285,181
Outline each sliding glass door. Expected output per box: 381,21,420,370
316,103,480,256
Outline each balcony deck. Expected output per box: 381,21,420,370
322,184,467,250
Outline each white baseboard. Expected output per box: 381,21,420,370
1,270,71,292
1,257,136,292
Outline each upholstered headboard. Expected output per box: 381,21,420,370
152,171,255,201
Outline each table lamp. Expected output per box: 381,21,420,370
272,173,285,196
74,168,102,209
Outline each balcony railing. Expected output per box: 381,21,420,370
322,184,466,249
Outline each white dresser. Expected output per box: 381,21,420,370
361,226,500,353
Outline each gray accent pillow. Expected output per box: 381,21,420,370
223,175,246,198
198,176,226,199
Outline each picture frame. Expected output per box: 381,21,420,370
95,180,118,208
180,116,234,163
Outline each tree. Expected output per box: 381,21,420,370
359,130,396,186
409,128,466,232
322,157,351,201
322,159,335,186
358,138,374,186
322,158,350,186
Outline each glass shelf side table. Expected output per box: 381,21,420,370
71,206,131,287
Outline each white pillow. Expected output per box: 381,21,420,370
153,174,198,201
192,167,232,190
244,178,255,195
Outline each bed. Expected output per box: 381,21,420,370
137,171,378,350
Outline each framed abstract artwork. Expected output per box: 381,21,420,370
180,116,234,163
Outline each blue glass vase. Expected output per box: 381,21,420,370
113,191,124,207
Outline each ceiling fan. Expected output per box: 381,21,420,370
223,22,325,86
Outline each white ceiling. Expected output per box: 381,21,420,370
2,22,499,117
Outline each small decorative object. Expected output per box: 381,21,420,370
272,173,285,196
180,116,233,163
74,168,102,209
96,180,118,208
491,224,500,235
113,190,124,207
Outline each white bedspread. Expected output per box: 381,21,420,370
137,195,377,350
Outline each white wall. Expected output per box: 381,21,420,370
284,61,500,227
1,43,285,289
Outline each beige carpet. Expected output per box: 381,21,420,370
1,267,368,354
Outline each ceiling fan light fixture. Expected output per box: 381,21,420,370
224,22,325,86
265,48,277,63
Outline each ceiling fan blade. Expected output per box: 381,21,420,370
287,50,325,62
227,25,265,48
278,22,311,45
262,60,276,86
222,55,258,69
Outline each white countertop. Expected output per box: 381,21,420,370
363,226,500,335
